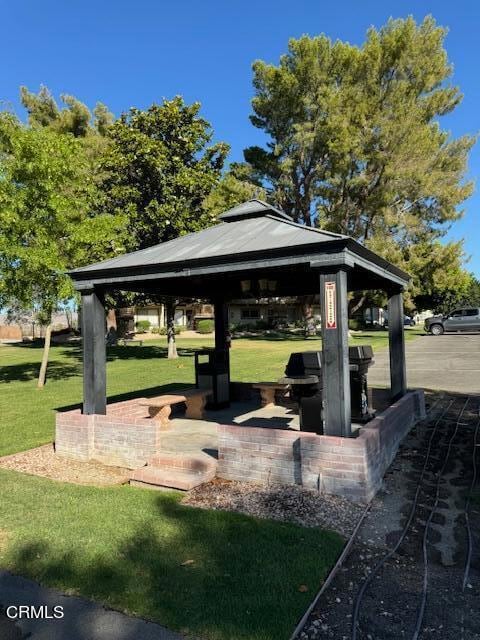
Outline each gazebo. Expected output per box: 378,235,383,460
70,199,409,438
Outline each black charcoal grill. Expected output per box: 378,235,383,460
279,347,375,433
279,351,324,434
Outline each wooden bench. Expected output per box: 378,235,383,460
140,388,212,429
252,382,289,409
118,338,143,346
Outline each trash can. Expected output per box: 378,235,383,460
279,351,324,434
194,348,230,408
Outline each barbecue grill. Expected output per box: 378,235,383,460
279,347,375,433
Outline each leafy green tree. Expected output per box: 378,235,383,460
242,16,475,310
98,97,229,356
466,276,480,307
202,171,266,218
0,113,126,385
246,16,474,235
20,85,113,137
99,97,229,249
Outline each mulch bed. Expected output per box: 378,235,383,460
183,478,364,537
0,445,129,486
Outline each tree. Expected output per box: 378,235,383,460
99,97,229,249
0,113,126,385
98,97,229,356
242,16,475,307
20,85,113,137
202,170,266,218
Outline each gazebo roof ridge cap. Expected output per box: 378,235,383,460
218,198,293,222
263,214,348,240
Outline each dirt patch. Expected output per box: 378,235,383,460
183,478,364,537
0,445,129,486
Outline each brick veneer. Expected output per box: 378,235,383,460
217,390,425,502
55,398,161,468
56,390,425,500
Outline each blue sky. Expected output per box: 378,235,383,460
2,1,479,275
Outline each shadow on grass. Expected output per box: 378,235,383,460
1,342,201,384
233,333,320,342
0,361,82,384
5,493,341,640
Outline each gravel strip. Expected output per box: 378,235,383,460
183,478,364,537
0,445,129,486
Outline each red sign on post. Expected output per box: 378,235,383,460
325,281,337,329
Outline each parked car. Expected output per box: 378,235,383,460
424,307,480,335
383,315,415,328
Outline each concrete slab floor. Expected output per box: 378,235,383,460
160,397,385,458
161,402,299,457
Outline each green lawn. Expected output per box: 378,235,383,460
0,469,343,640
0,330,421,639
0,329,422,457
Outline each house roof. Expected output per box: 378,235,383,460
69,199,409,295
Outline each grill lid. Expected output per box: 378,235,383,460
285,351,322,377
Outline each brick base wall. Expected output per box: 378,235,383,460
217,390,425,503
55,398,161,468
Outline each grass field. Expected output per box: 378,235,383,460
0,329,422,457
0,469,343,640
0,330,421,639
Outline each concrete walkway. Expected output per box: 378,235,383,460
0,571,183,640
368,332,480,394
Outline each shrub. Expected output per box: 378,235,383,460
150,327,160,334
255,319,269,330
197,319,214,334
135,320,151,332
348,319,363,331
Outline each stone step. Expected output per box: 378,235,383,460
130,464,215,491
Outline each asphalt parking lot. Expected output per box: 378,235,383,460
368,332,480,394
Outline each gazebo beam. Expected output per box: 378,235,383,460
213,298,231,406
319,269,351,436
81,288,106,415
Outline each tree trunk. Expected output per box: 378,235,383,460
37,323,52,388
166,300,178,359
106,308,117,330
299,294,316,336
349,293,367,316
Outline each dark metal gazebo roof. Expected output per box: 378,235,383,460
70,199,409,297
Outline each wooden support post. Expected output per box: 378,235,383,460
388,288,407,400
214,299,230,401
319,269,351,437
82,288,106,415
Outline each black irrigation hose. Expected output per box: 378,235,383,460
412,396,470,640
292,397,445,640
462,414,480,592
351,398,456,640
